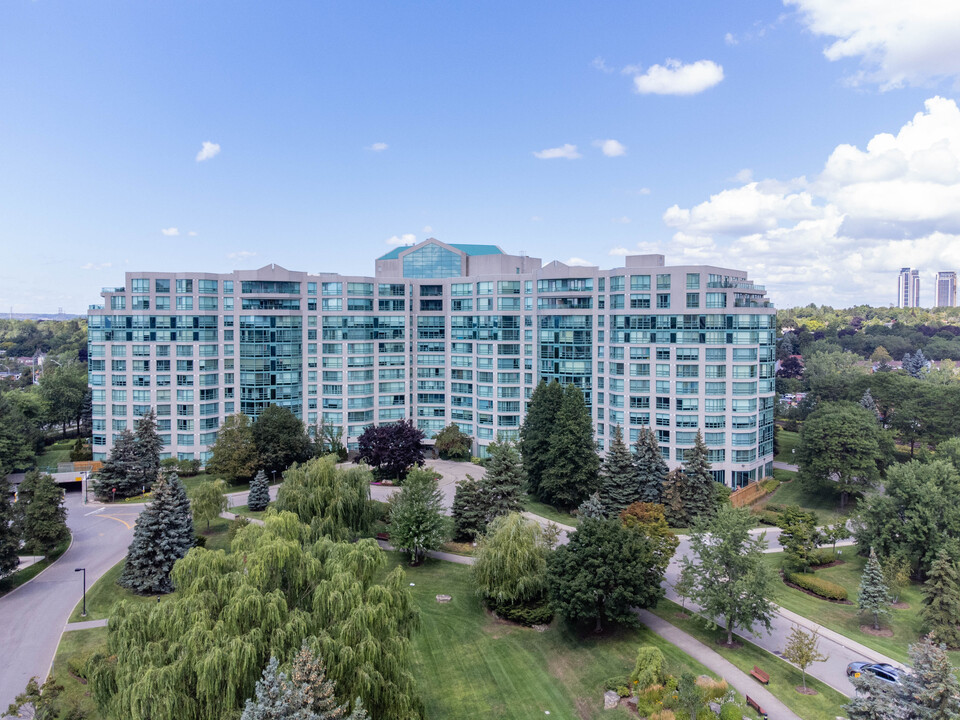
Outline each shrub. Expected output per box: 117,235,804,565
192,534,207,548
227,515,251,542
764,502,785,513
649,711,676,720
696,709,716,720
635,699,657,716
755,509,782,525
785,572,848,600
694,677,728,701
617,686,631,698
177,458,201,477
809,548,836,567
630,646,666,690
67,649,96,679
719,703,742,720
490,598,554,626
759,477,781,493
470,456,487,467
603,676,627,691
641,684,665,703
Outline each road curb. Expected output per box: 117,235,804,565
0,531,75,602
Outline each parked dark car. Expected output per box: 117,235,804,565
847,662,904,685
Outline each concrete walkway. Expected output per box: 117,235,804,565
63,618,109,632
773,461,799,472
638,609,802,720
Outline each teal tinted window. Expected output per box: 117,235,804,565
403,244,462,278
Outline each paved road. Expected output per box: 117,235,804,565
0,490,142,711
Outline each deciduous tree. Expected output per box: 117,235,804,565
433,424,471,461
387,468,446,565
547,517,664,632
118,472,194,594
777,506,821,573
682,505,775,645
539,384,600,509
355,420,425,483
252,405,313,478
781,626,828,690
206,413,259,484
519,380,562,497
190,479,228,531
0,475,19,577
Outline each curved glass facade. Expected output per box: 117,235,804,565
403,244,462,278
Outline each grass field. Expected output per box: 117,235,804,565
0,536,71,598
51,627,107,719
775,429,801,464
388,553,758,720
649,599,849,720
522,493,578,527
759,471,851,526
229,502,272,519
761,547,960,667
36,439,75,470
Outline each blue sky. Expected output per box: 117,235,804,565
3,0,960,312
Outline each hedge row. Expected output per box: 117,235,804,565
785,572,848,601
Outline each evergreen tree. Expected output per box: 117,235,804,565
633,426,669,504
190,479,228,531
290,642,367,719
539,384,600,509
903,350,928,379
0,475,20,578
857,547,891,631
519,380,563,497
20,471,68,557
241,657,289,720
133,410,162,491
483,436,526,519
247,470,271,512
206,413,259,484
577,492,605,520
682,431,716,523
93,429,140,499
119,472,194,594
547,517,665,632
860,388,879,418
845,671,904,720
451,475,486,541
921,549,960,648
387,468,446,565
596,425,639,515
901,636,960,720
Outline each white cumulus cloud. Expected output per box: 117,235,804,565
386,233,417,246
786,0,960,89
196,141,221,162
595,139,627,157
657,96,960,306
612,216,632,224
188,231,198,237
565,257,594,267
591,57,614,73
81,262,112,270
228,250,257,261
161,227,180,236
368,142,388,152
630,59,724,95
533,144,582,160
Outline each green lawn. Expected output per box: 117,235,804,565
649,599,849,720
522,493,578,527
67,558,171,623
759,471,851,526
229,502,272,519
761,547,960,667
36,439,75,470
388,553,756,720
775,429,801,464
0,536,71,598
51,627,108,719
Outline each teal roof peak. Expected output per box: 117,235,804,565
377,241,504,261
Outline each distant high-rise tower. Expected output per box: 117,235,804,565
936,271,957,307
898,268,920,307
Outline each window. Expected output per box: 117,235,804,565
706,292,726,308
347,282,373,296
631,275,651,291
176,279,193,293
686,293,700,308
198,279,218,294
656,293,670,309
403,244,462,278
686,273,700,289
609,276,625,291
155,296,170,310
131,278,149,292
477,281,493,295
155,279,170,293
656,274,671,289
110,295,126,309
322,282,342,295
176,296,193,310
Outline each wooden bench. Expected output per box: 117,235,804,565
750,665,770,684
746,695,767,717
375,532,390,541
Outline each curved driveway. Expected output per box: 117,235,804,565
0,491,142,711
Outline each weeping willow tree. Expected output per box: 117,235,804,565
274,455,377,540
90,511,422,720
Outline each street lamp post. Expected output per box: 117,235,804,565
75,567,87,617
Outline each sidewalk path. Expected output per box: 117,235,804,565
63,618,109,632
773,461,799,472
637,609,802,720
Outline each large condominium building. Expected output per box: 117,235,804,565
936,271,957,308
87,239,776,487
898,267,921,307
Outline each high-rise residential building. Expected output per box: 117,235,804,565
898,267,921,307
936,271,957,308
87,239,776,487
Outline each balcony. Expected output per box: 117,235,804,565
734,298,772,308
101,287,125,293
88,304,104,310
707,279,765,291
